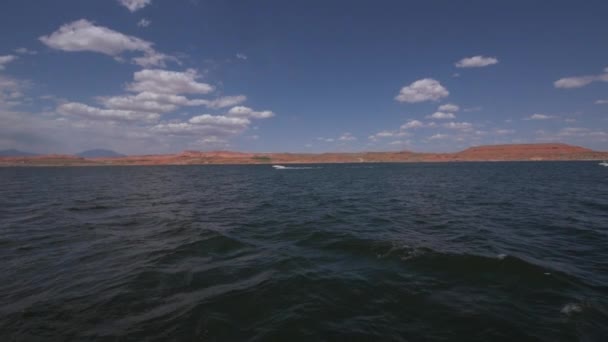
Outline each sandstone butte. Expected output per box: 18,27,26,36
1,143,607,167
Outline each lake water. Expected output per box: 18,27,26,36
1,162,607,341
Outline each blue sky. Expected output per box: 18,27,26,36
0,0,607,154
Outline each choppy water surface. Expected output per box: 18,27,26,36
1,162,608,341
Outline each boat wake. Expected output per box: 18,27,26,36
272,165,320,170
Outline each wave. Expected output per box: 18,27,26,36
272,165,321,170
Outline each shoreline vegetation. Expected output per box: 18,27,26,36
1,143,607,167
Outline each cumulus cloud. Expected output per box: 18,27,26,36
0,75,25,107
444,121,473,130
118,0,151,12
132,52,179,68
338,132,357,141
57,67,255,144
99,93,180,113
368,131,394,140
57,102,160,122
455,55,499,68
152,121,244,137
438,103,459,112
554,68,608,89
400,120,425,130
202,95,247,109
127,69,214,94
236,53,248,60
100,92,245,113
137,19,151,28
596,99,608,104
496,129,515,135
227,106,274,119
150,104,274,143
368,130,409,142
40,19,175,68
525,113,554,120
427,112,455,120
0,55,17,70
14,48,37,55
189,114,250,127
40,19,151,55
554,76,596,89
395,78,449,103
429,133,449,140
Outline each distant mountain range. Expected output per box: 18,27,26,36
0,148,125,158
0,149,39,157
1,143,607,167
76,149,126,158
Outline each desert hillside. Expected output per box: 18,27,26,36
1,143,606,166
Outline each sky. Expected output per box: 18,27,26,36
0,0,607,154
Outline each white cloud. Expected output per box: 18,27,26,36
369,131,394,140
127,69,214,94
118,0,151,12
596,99,608,105
554,76,596,89
99,93,180,113
236,53,248,60
57,102,160,122
149,104,274,142
317,137,335,143
0,55,17,70
536,127,608,142
554,68,608,89
525,113,554,120
438,103,459,112
455,55,499,68
227,106,274,119
14,48,37,55
0,75,25,107
338,132,357,141
395,78,449,103
495,129,515,135
137,19,151,28
426,111,456,120
444,121,473,130
40,19,174,68
368,130,409,141
202,95,247,109
100,92,244,113
189,114,250,127
40,19,152,55
429,133,449,140
400,119,425,130
195,136,229,146
132,51,178,68
152,122,243,136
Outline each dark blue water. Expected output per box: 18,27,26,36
1,162,608,341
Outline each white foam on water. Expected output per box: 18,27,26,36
272,165,320,170
497,253,507,260
560,303,583,315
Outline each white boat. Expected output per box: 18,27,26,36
599,161,608,167
272,165,287,169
